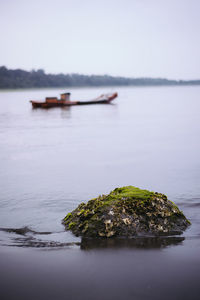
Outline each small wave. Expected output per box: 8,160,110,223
0,226,80,249
9,236,80,249
186,202,200,208
178,202,200,208
177,197,200,208
0,226,52,236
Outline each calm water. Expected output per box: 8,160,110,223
0,86,200,300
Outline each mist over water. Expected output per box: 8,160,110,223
0,86,200,300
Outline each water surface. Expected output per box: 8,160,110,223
0,86,200,300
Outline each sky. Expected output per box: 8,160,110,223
0,0,200,79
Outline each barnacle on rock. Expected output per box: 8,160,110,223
62,186,190,238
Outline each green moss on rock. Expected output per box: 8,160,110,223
62,186,190,238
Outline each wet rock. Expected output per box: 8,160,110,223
62,186,191,238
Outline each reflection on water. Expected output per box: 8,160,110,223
80,236,185,250
30,105,72,119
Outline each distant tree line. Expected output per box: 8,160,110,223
0,66,200,89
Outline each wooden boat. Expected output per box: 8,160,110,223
30,92,118,108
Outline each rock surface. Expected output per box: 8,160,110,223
62,186,190,238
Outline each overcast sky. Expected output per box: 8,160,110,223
0,0,200,79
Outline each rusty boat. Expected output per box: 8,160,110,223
30,92,118,108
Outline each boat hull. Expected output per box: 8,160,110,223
30,93,118,108
30,101,77,108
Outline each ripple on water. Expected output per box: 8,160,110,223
0,226,188,250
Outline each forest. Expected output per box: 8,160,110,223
0,66,200,89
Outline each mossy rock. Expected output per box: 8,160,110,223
62,186,191,238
